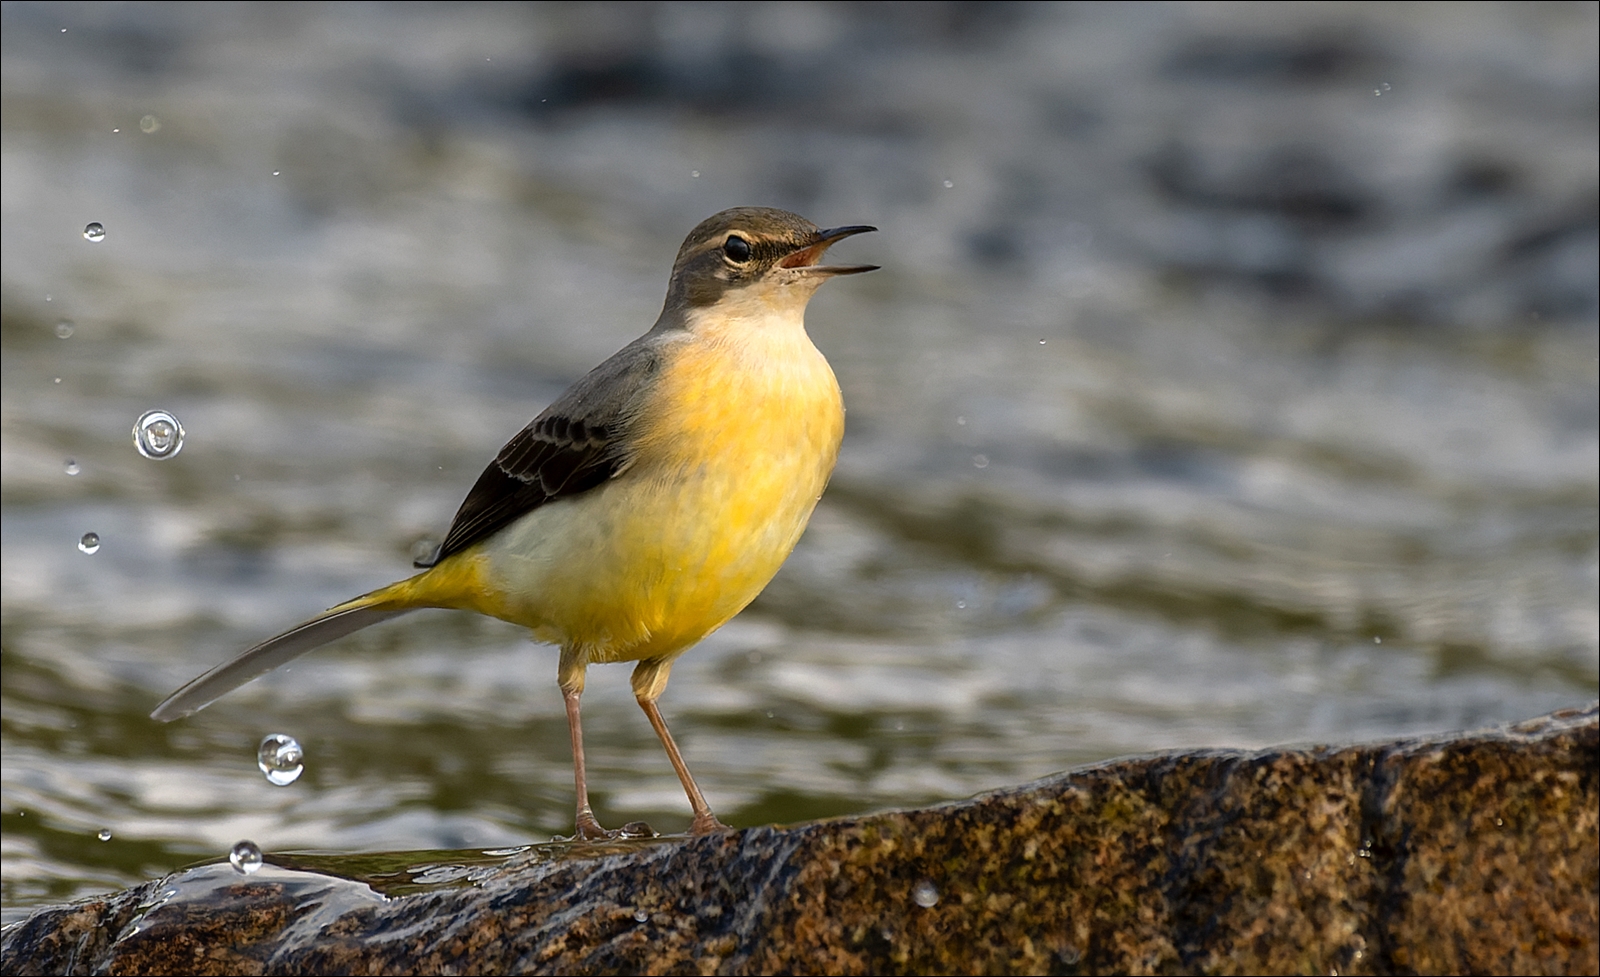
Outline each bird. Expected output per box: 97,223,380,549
152,206,877,839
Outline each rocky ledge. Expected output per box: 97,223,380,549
4,704,1596,976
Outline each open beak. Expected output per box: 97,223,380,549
781,224,879,276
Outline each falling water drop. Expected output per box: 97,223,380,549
97,829,112,842
912,879,940,907
229,841,263,874
257,733,305,786
83,222,106,242
132,410,185,460
64,459,80,475
55,320,74,338
78,532,100,554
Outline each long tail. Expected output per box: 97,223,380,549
151,588,418,722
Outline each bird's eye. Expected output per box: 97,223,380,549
722,235,752,263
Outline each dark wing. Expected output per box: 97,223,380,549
416,339,663,567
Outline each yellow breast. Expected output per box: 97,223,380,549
457,322,844,664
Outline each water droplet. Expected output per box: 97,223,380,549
1038,339,1046,345
633,909,648,922
1373,82,1391,96
54,377,62,384
55,320,74,338
956,416,966,426
229,840,263,874
912,879,940,907
97,829,112,842
257,733,304,786
132,409,185,460
1373,636,1382,644
139,115,161,133
972,454,989,469
955,600,966,609
83,222,106,242
272,170,280,176
942,179,955,188
78,532,101,554
690,170,700,178
64,459,80,475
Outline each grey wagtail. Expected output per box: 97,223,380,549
152,206,877,838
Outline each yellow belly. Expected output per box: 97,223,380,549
426,328,843,664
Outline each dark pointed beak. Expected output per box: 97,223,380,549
781,224,879,275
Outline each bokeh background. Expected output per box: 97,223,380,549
3,2,1595,921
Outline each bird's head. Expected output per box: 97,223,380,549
663,207,877,317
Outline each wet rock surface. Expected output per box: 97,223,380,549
5,704,1595,976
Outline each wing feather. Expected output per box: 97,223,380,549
416,338,665,567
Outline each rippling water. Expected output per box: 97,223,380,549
3,3,1595,921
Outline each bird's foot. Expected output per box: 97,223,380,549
568,809,658,841
689,812,733,835
572,807,614,841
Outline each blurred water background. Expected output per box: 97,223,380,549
3,2,1595,922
